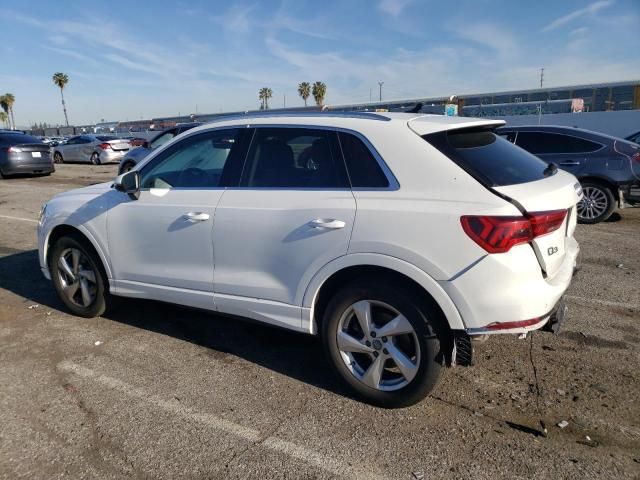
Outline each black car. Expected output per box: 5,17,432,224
118,122,202,174
0,130,53,178
497,125,640,224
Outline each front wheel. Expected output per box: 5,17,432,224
49,235,111,317
90,152,101,165
120,161,135,173
54,152,64,164
322,279,443,408
577,182,616,224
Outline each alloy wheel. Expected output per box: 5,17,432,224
577,186,609,220
336,300,421,391
57,248,97,308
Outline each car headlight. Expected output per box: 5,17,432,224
38,203,47,223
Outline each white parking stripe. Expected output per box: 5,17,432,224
0,214,38,223
58,361,386,480
566,295,640,311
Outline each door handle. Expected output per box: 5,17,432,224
183,212,210,222
309,218,345,229
559,161,580,166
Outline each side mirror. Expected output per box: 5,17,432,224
113,170,140,199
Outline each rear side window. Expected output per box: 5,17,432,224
0,134,41,144
339,132,389,188
516,132,602,154
424,128,552,187
96,135,118,141
240,128,349,188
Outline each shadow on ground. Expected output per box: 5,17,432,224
0,249,349,398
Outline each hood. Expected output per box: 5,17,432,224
126,146,151,161
53,181,114,199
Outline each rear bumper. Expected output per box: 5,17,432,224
440,237,580,335
1,162,54,175
99,150,128,163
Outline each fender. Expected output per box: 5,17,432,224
42,215,114,281
300,253,466,334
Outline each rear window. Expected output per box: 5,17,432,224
423,128,553,187
516,132,602,154
339,132,389,188
0,133,42,145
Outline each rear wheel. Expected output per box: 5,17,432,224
120,161,135,173
577,182,615,224
322,279,443,408
90,152,101,165
49,235,111,317
54,152,64,164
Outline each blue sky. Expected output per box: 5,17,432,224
1,0,639,126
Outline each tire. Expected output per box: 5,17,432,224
322,279,444,408
120,161,135,174
577,181,616,224
90,152,101,165
54,152,64,164
49,235,111,318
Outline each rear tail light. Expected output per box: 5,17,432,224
461,209,567,254
98,143,111,150
632,152,640,163
8,146,22,153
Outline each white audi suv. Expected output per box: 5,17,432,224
38,112,581,407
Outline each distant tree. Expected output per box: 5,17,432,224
2,93,15,129
259,87,273,109
0,111,8,128
312,81,327,107
297,82,311,107
52,72,70,126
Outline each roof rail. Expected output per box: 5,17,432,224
201,110,392,124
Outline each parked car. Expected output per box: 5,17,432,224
52,134,131,165
626,130,640,144
0,130,54,177
38,112,580,407
497,125,640,223
118,122,202,174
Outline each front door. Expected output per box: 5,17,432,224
213,127,357,330
107,128,244,310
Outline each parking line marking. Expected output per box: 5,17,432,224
58,361,386,480
566,295,640,311
0,214,38,224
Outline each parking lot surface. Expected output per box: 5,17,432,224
1,164,639,479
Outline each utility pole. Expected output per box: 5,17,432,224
378,81,384,101
283,94,286,108
540,67,544,88
369,88,372,102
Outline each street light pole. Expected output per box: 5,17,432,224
378,81,384,101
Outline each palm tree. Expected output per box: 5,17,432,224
0,96,9,129
259,87,273,110
0,111,8,129
2,93,15,129
297,82,311,107
312,81,327,107
52,72,70,126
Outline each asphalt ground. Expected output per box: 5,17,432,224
1,164,639,479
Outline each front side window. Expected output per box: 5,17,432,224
140,129,240,189
240,128,348,188
150,131,176,149
339,132,389,188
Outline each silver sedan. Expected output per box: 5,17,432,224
52,134,131,165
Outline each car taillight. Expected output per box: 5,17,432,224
98,143,111,150
461,209,567,254
8,146,22,153
632,152,640,163
485,317,542,330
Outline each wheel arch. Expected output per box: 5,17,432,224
46,223,113,280
577,175,620,201
302,254,465,335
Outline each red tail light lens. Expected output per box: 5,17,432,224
98,143,111,150
461,209,567,254
485,317,542,330
632,152,640,163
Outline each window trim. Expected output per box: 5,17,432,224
137,127,245,191
514,130,605,155
231,124,399,191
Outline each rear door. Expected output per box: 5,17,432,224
514,131,603,177
78,136,96,162
212,127,356,329
61,136,81,161
421,126,581,277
